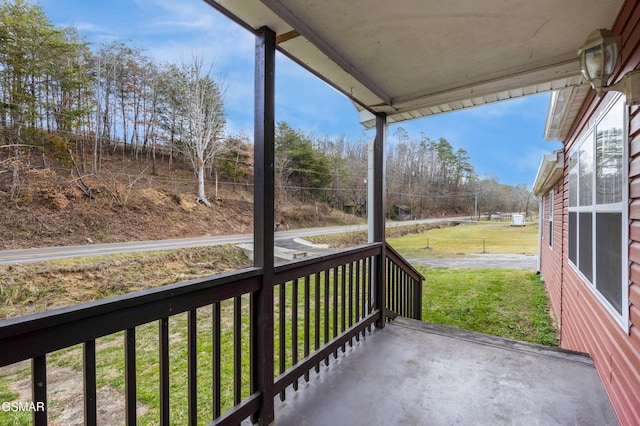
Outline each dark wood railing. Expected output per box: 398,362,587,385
385,244,423,320
0,242,422,425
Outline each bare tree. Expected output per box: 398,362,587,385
165,54,226,207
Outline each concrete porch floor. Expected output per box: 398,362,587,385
270,318,618,425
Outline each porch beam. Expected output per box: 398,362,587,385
252,25,276,425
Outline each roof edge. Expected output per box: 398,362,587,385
532,150,564,196
544,84,590,141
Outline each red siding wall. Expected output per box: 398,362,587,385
545,2,640,423
540,187,564,330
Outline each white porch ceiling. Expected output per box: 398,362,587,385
205,0,623,128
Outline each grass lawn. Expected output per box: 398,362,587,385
417,266,557,346
387,221,556,345
388,221,538,258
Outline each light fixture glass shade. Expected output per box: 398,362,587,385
582,46,603,81
577,29,620,92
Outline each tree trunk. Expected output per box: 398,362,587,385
9,151,20,198
41,134,47,168
152,141,156,176
197,163,211,207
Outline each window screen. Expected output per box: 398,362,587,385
568,212,577,265
596,213,622,313
578,212,593,282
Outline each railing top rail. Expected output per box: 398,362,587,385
274,243,382,283
1,267,264,367
0,267,263,340
1,243,413,339
385,243,424,282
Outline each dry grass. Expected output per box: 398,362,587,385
0,246,251,319
388,221,539,258
306,221,459,248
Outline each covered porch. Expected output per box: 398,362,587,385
0,0,626,424
270,318,616,425
202,1,624,423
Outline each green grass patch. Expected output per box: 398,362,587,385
389,221,538,258
0,371,30,426
417,266,557,345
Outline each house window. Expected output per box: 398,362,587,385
548,189,554,248
567,94,627,327
541,196,545,239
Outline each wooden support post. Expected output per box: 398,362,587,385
32,355,47,426
370,113,387,328
252,25,276,426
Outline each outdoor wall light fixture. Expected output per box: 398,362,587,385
578,28,640,105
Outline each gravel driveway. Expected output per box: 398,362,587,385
279,238,538,270
407,253,538,269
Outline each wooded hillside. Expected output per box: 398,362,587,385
0,0,536,249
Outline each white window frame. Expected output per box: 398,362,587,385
548,189,554,248
567,93,629,331
541,195,545,239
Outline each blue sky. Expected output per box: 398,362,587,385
39,0,562,187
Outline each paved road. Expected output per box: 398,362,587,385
0,217,470,265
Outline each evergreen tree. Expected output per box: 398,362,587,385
275,121,331,200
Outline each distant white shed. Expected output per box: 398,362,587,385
511,214,525,227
